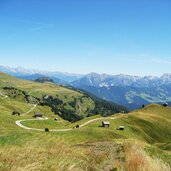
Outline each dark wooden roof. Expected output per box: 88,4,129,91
34,113,43,116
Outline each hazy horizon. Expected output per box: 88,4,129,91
0,64,170,77
1,1,171,76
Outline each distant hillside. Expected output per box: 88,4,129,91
71,73,171,109
35,77,54,83
0,72,127,121
0,65,84,82
75,85,171,109
60,84,129,116
18,74,68,85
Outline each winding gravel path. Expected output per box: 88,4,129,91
21,104,37,116
1,91,116,132
0,91,8,99
15,116,116,132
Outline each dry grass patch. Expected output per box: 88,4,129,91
125,141,171,171
0,142,86,171
77,141,126,171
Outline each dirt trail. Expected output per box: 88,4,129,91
15,116,116,132
21,104,37,116
0,91,8,99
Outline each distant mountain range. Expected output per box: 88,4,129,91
71,72,171,88
1,65,171,109
0,65,83,83
71,73,171,109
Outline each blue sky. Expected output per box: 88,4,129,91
0,0,171,75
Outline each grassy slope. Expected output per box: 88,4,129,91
0,96,171,170
0,72,171,170
21,104,171,146
0,72,95,119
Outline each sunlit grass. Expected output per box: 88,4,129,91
0,72,171,170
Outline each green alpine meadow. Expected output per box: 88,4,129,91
0,72,170,171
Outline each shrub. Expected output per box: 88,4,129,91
45,128,49,132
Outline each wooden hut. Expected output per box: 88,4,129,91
12,111,20,116
33,113,43,118
102,121,110,128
